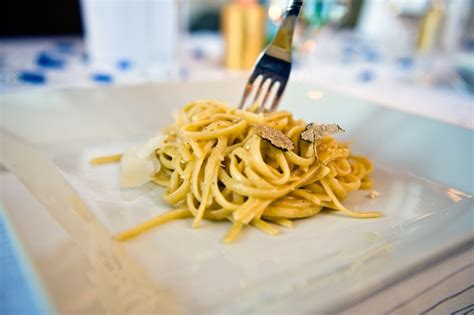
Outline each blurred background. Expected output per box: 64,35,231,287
1,0,473,126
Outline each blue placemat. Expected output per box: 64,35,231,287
0,208,52,315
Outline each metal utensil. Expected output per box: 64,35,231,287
239,0,303,112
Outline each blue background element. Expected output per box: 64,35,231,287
91,73,113,83
36,52,65,69
55,41,75,54
396,56,414,70
0,210,51,315
117,59,132,71
18,72,46,85
358,69,375,82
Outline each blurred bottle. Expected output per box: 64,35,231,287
80,0,180,77
417,0,444,54
358,0,428,56
304,0,352,29
222,0,266,70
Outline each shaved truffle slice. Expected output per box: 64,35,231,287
300,123,345,158
253,124,295,151
300,123,345,143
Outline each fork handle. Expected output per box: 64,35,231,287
286,0,303,16
271,0,303,51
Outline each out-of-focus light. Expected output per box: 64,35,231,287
329,4,348,22
268,3,282,23
307,90,324,100
302,39,316,53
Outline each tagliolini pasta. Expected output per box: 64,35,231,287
99,100,381,243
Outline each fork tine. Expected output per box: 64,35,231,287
239,82,253,110
239,72,259,109
252,77,270,108
260,80,277,112
270,80,287,111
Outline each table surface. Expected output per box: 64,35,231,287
0,33,473,315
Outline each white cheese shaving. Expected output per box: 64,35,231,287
120,134,163,188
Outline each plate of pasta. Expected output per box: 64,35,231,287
1,79,472,314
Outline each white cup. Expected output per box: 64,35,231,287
81,0,178,77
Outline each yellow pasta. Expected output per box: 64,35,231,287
114,100,381,243
90,154,122,165
115,209,192,241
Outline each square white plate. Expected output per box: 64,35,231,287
1,79,472,314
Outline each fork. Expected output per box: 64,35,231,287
239,0,303,112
